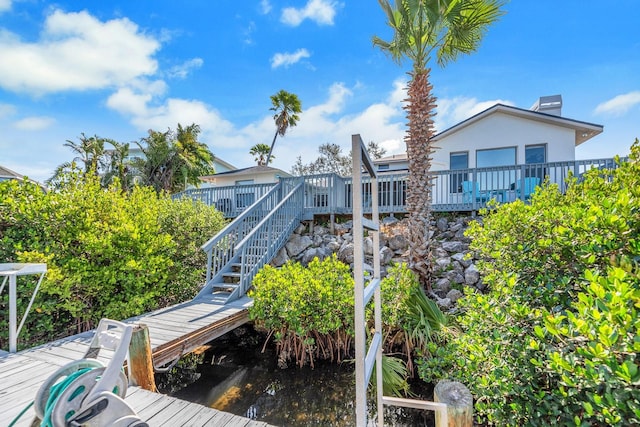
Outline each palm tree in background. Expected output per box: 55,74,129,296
48,133,107,186
373,0,504,289
134,123,215,194
102,140,132,192
266,90,302,166
250,143,273,165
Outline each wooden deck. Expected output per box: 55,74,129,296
0,294,273,426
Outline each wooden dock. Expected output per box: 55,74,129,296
0,294,275,426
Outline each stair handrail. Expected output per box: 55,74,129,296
233,181,305,297
200,182,283,289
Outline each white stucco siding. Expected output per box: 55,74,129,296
431,113,576,170
213,171,281,187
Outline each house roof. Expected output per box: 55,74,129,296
200,165,291,182
0,165,24,179
213,156,237,171
432,103,603,146
373,154,407,164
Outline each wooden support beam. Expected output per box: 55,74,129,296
128,324,157,392
434,380,473,427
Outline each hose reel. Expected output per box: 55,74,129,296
34,319,148,427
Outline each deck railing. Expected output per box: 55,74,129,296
176,156,624,217
198,183,283,297
233,182,305,299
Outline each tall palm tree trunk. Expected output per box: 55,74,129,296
266,130,278,166
404,69,437,289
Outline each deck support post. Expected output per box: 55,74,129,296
128,324,157,392
329,213,335,234
434,380,473,427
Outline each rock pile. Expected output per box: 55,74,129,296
271,215,484,309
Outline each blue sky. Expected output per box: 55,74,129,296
1,0,638,182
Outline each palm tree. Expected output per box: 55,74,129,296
135,123,215,194
48,133,107,186
102,140,132,192
250,143,273,166
266,90,302,166
373,0,504,288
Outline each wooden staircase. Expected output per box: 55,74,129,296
197,180,304,303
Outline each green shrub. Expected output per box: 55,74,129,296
0,173,225,349
420,140,640,425
249,254,355,368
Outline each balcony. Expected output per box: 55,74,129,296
176,157,623,217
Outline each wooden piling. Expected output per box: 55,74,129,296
128,324,157,392
434,380,473,427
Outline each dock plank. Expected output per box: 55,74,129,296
0,295,271,426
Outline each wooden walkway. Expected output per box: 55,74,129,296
0,294,274,426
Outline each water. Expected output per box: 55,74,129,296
160,326,434,426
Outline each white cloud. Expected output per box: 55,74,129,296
435,97,513,132
168,58,203,79
0,9,160,95
0,103,16,119
13,116,56,131
281,0,338,26
0,0,11,13
271,48,311,69
260,0,272,14
594,91,640,116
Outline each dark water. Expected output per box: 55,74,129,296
159,326,435,426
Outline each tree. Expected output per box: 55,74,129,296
373,0,503,288
266,90,302,166
134,124,215,194
102,139,132,192
250,143,273,166
48,133,107,186
291,141,386,177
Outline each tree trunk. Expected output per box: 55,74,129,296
404,69,437,289
434,380,473,427
266,130,279,166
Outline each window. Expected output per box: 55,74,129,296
525,145,546,164
476,147,516,168
235,179,254,186
450,152,468,193
525,144,547,181
378,164,390,171
476,147,516,190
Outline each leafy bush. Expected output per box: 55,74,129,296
249,255,355,368
420,140,640,425
0,173,225,348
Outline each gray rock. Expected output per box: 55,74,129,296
442,241,464,253
464,264,480,285
364,237,374,256
379,246,394,265
436,217,449,232
433,247,449,259
271,247,289,267
436,297,452,309
285,235,313,257
295,223,306,235
434,257,451,274
313,225,328,236
434,278,451,297
445,270,465,284
313,234,324,246
446,289,464,303
450,223,463,233
382,216,399,226
326,241,341,253
451,252,473,268
388,234,408,251
338,243,355,264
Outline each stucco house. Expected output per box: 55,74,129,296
198,165,292,215
373,95,604,205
